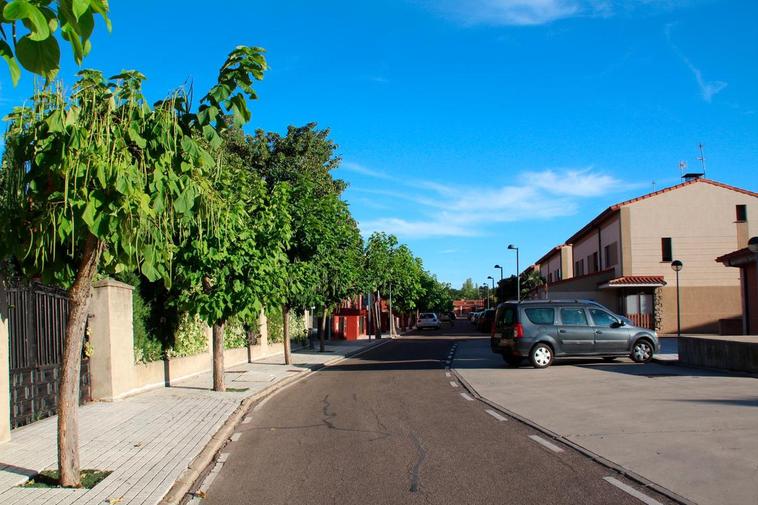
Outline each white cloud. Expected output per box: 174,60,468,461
348,165,626,239
665,23,727,103
426,1,681,26
358,217,478,238
519,168,622,196
339,161,395,180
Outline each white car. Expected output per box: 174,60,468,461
417,313,441,330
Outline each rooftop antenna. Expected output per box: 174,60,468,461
652,180,656,192
679,160,687,178
697,143,707,177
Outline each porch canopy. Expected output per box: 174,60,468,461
598,275,667,290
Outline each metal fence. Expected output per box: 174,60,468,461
3,280,90,428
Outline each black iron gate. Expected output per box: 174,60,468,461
4,281,91,429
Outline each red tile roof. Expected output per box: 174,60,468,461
602,276,666,287
565,178,758,245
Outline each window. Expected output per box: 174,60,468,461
604,242,618,268
736,204,747,222
589,309,618,327
525,308,555,325
496,307,515,331
588,252,599,273
548,272,553,283
575,259,585,276
554,269,561,281
661,237,672,262
560,308,588,326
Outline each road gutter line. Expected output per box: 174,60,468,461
460,392,474,401
450,365,695,505
529,435,564,453
449,381,459,388
604,477,665,505
485,409,508,421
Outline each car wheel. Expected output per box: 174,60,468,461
631,339,654,363
502,354,522,367
530,343,553,369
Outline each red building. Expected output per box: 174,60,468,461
453,299,485,316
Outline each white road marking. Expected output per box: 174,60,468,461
230,432,241,442
603,477,664,505
445,372,451,377
242,416,252,424
529,435,564,453
460,393,474,401
449,381,459,388
485,409,508,422
218,453,230,463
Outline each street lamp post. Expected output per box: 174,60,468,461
487,275,495,305
508,244,520,303
671,260,683,338
493,264,504,281
483,283,490,309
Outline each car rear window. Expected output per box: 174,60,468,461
525,308,555,325
496,306,516,330
420,313,435,319
560,308,588,326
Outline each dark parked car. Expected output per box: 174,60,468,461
490,299,659,368
476,308,495,333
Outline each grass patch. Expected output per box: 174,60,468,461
22,469,111,489
225,387,249,393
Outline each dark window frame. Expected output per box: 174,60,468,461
736,204,747,222
661,237,672,262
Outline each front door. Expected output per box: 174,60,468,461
589,308,629,353
557,307,595,354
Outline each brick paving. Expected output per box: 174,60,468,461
0,339,379,505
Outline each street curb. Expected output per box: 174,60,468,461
159,338,392,505
450,362,696,505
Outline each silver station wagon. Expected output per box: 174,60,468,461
490,300,659,369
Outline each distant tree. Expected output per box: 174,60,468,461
459,277,479,299
1,0,111,85
418,272,454,313
249,123,345,364
520,269,545,299
363,232,397,339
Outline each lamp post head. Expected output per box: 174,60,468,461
748,237,758,253
494,264,501,269
487,275,493,280
507,244,517,250
671,260,683,272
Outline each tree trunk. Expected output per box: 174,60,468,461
319,309,328,352
374,291,382,339
212,321,225,392
58,234,103,487
282,303,291,365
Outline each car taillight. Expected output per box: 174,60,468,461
513,323,524,338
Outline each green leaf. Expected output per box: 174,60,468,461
15,35,59,81
127,127,147,149
0,40,21,85
4,0,50,41
72,0,88,20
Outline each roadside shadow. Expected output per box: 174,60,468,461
670,397,758,408
575,361,757,379
0,462,38,479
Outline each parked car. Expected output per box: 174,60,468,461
417,312,441,330
438,312,451,323
477,308,495,333
490,299,659,369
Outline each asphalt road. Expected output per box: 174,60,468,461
198,324,676,505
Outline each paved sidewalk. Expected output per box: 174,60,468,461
0,338,382,505
453,339,758,505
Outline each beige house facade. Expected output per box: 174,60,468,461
531,178,758,334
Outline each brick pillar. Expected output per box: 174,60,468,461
88,279,136,401
0,282,10,442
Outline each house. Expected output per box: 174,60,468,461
529,178,758,333
716,241,758,335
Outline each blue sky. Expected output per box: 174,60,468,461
2,0,756,288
